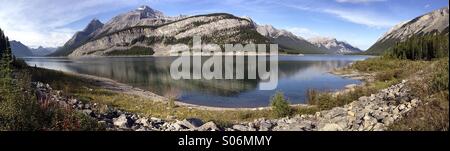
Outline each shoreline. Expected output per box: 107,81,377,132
61,71,313,111
40,63,365,111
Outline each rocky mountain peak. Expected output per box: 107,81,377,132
367,7,449,54
309,37,362,54
309,37,337,44
256,24,300,39
135,5,165,19
378,6,448,43
83,19,104,33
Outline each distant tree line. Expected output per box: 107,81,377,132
387,34,449,60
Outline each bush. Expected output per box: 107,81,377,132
270,92,291,118
307,86,377,110
430,58,449,92
375,69,401,81
39,103,103,131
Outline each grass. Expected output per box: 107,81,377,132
29,67,317,127
388,58,449,131
27,56,448,130
306,56,448,131
307,56,428,110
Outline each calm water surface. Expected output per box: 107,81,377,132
24,55,369,108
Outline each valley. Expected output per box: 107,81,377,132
1,4,448,131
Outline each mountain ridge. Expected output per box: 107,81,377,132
308,37,362,54
366,7,449,55
9,40,34,57
49,19,104,56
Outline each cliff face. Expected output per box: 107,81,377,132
367,7,449,55
69,13,267,56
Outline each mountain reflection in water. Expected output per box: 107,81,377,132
24,55,369,108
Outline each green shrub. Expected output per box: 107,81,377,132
308,86,377,110
375,69,401,81
270,92,291,118
430,58,449,93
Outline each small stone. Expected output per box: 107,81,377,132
411,99,419,107
68,99,78,105
84,104,91,109
347,111,355,117
319,123,343,131
258,121,272,131
232,125,249,131
170,123,183,131
373,123,385,131
398,104,406,111
392,108,399,115
382,116,394,125
82,109,93,116
197,122,220,131
136,117,150,127
150,117,162,123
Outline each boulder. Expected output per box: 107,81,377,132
197,122,220,131
113,114,130,128
258,121,273,131
382,116,394,125
136,117,151,127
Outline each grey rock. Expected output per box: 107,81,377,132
319,123,343,131
113,114,130,128
82,109,93,116
258,121,273,131
197,122,220,131
373,123,385,131
232,125,249,131
135,117,151,127
68,99,78,105
398,104,406,111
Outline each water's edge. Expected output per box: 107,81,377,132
33,63,365,111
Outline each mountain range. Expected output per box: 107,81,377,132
366,7,449,55
31,5,450,57
49,5,362,56
9,41,57,57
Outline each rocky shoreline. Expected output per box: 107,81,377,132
229,80,420,131
34,78,421,131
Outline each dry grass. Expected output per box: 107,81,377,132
29,67,318,127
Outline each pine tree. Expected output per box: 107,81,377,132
1,28,40,130
387,33,449,61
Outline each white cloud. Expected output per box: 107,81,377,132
336,0,387,4
0,0,144,48
281,2,397,28
285,27,320,39
323,9,396,28
425,4,431,8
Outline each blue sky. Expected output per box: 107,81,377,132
0,0,448,49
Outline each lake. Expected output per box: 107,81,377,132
24,55,369,108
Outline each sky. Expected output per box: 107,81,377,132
0,0,448,50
